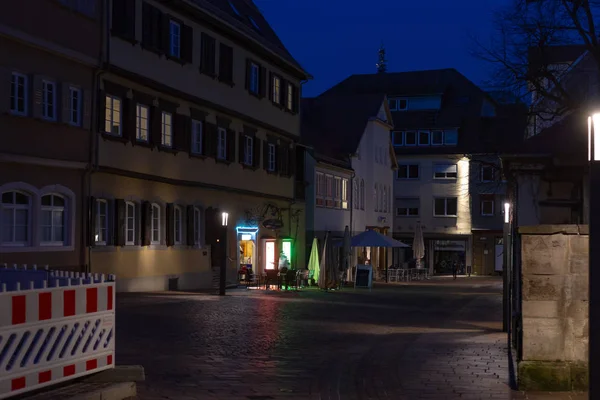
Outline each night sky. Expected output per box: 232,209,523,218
254,0,511,97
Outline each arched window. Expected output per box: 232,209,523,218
353,179,359,210
1,191,31,245
360,179,365,210
41,194,65,245
151,203,161,244
174,205,182,244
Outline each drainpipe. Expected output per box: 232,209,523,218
349,162,356,282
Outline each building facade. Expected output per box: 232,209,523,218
302,93,396,279
0,1,100,270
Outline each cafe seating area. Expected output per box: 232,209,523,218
238,269,316,291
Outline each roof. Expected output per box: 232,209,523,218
301,93,388,166
187,0,310,79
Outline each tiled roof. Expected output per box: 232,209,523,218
301,93,388,166
188,0,309,77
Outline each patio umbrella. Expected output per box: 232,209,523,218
341,225,351,278
324,232,339,289
307,237,320,285
413,221,425,269
318,232,328,289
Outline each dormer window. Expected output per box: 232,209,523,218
169,20,181,58
248,16,261,31
228,1,241,16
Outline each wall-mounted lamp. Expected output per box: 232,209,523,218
221,212,229,227
504,202,511,224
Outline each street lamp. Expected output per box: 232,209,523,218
219,211,229,296
588,113,600,395
502,202,511,333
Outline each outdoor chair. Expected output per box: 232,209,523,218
284,269,298,290
264,270,279,289
297,270,310,288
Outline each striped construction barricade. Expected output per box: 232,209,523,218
0,274,116,399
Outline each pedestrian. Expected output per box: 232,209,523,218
452,261,458,280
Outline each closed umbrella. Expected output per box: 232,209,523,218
324,232,339,289
318,232,328,289
341,226,351,281
413,221,425,269
307,237,319,286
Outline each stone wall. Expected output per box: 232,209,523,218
518,225,589,391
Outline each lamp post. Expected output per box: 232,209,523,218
588,113,600,394
503,202,511,333
219,212,229,296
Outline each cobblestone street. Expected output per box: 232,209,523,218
116,277,586,400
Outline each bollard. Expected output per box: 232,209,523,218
16,282,21,291
29,281,34,290
43,280,47,289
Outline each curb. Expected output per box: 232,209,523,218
18,382,136,400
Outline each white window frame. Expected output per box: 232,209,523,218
388,98,398,111
125,202,136,246
342,178,349,209
95,199,108,246
244,135,253,165
315,172,325,206
267,143,276,171
174,205,182,244
286,82,293,110
217,127,227,160
105,95,122,136
151,203,160,245
10,72,28,116
444,131,458,145
40,194,65,246
191,120,203,155
397,164,419,180
398,98,408,110
249,62,260,94
396,198,420,217
69,86,82,126
481,165,495,182
272,75,281,104
392,131,404,147
0,190,31,247
169,20,181,58
418,130,430,146
434,197,458,217
334,177,342,208
433,164,458,179
135,104,150,142
481,198,495,216
431,130,444,146
193,207,203,246
161,111,173,148
42,80,57,121
404,131,417,146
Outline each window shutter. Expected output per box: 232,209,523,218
204,122,218,158
112,0,135,40
287,144,296,178
61,82,70,123
263,140,269,170
115,199,126,247
218,44,233,83
82,89,92,130
141,201,152,246
174,114,189,151
268,72,273,101
278,144,288,176
200,33,216,75
186,205,195,245
281,79,288,108
238,132,245,164
161,14,171,53
97,89,106,132
258,65,266,98
141,2,151,46
122,98,135,143
32,75,43,119
150,106,161,147
244,59,251,90
166,203,174,247
253,138,261,169
227,129,236,162
293,85,300,113
181,25,193,63
88,196,96,247
0,68,11,113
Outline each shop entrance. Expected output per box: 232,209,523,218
433,240,466,275
236,227,258,282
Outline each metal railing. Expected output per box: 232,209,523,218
0,264,116,399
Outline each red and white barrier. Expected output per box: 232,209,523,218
0,279,116,399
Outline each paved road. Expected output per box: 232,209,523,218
116,277,586,400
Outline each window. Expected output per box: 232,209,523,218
105,95,121,136
218,44,234,84
125,202,136,245
392,131,403,146
191,120,203,154
481,196,495,216
95,199,108,245
396,198,419,217
418,131,430,146
388,98,398,111
151,204,160,244
249,62,259,94
353,179,359,209
481,165,495,182
174,206,182,244
267,143,276,171
193,207,202,245
136,104,150,142
334,177,342,208
244,136,253,165
374,183,378,212
404,131,417,146
382,186,387,212
69,87,81,126
434,197,458,217
397,164,419,180
1,191,30,246
228,1,241,16
200,33,216,76
360,179,365,210
398,99,408,110
286,82,293,110
434,164,458,179
217,127,227,160
10,73,27,115
42,80,56,121
169,20,181,58
326,175,334,207
40,194,65,245
431,130,443,146
444,131,458,145
59,0,96,17
342,178,349,209
316,172,325,206
272,75,281,104
161,112,173,148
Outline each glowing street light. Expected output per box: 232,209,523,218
502,202,511,333
221,212,229,226
219,211,229,296
504,202,511,224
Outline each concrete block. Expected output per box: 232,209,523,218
522,275,564,301
566,301,589,339
84,365,145,383
570,274,589,301
518,361,571,391
522,318,565,361
521,234,568,275
571,362,589,390
571,338,589,363
522,300,561,319
569,236,589,274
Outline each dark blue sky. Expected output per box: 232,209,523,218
255,0,511,97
